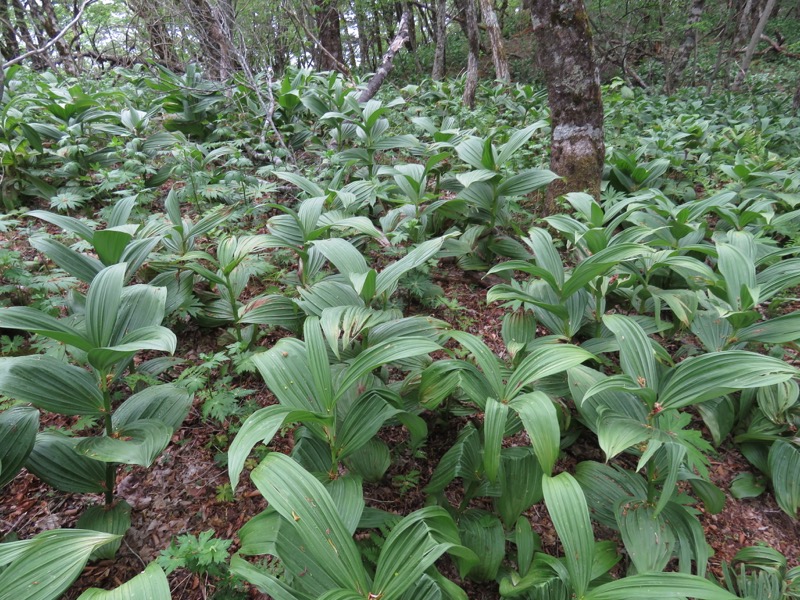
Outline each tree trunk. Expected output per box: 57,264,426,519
0,0,19,60
479,0,509,82
431,0,447,79
358,9,410,102
793,76,800,110
459,0,479,108
665,0,704,93
733,0,777,89
354,0,371,69
531,0,605,215
314,0,344,71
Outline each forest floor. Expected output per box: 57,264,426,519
1,232,799,598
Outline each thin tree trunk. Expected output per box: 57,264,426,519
733,0,777,89
0,0,18,60
531,0,605,214
665,0,704,93
431,0,447,79
793,76,800,110
354,0,371,69
358,9,410,102
314,0,344,71
459,0,479,108
479,0,509,82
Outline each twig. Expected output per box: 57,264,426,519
285,8,354,80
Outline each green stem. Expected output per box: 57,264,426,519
224,273,244,344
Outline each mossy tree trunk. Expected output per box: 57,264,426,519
459,0,480,108
531,0,605,216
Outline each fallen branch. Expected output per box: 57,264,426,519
758,34,800,59
358,10,410,103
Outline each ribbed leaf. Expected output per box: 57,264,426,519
93,229,133,265
511,392,560,475
604,315,658,393
88,325,176,371
483,397,509,482
542,472,594,598
75,501,131,560
456,510,505,581
0,356,104,416
229,405,322,490
251,453,369,594
0,529,118,600
450,331,503,397
0,307,91,351
374,506,477,599
616,500,674,573
496,169,559,197
497,122,546,165
27,210,95,241
304,317,334,411
375,235,450,296
230,554,310,600
253,338,323,412
0,407,39,488
112,384,192,431
76,420,173,467
596,412,650,461
336,392,399,460
737,312,800,343
505,345,594,401
85,264,126,349
345,438,391,482
659,351,797,409
313,238,369,277
495,448,543,528
26,432,107,493
768,440,800,517
29,236,103,283
77,562,170,600
583,572,739,600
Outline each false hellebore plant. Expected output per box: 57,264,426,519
0,263,192,554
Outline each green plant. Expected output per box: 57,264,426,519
0,264,192,548
231,452,478,599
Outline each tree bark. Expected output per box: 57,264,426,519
458,0,479,108
479,0,509,82
793,76,800,111
733,0,777,89
431,0,447,79
358,9,410,102
665,0,704,93
0,0,19,60
531,0,605,215
314,0,344,71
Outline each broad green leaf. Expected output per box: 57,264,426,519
497,122,546,165
495,448,543,528
251,453,369,594
450,331,503,397
616,500,674,573
505,345,594,401
496,169,559,197
562,244,649,299
228,405,321,490
76,420,173,467
85,264,126,349
0,306,91,351
654,443,686,517
729,472,765,499
483,397,509,482
314,238,369,277
345,438,391,483
253,338,323,412
375,235,451,296
373,506,477,599
112,384,192,431
659,351,797,409
542,472,594,598
596,412,650,461
604,315,658,393
75,500,131,560
334,338,440,400
583,572,739,600
456,510,505,582
511,392,560,475
87,325,177,371
27,209,95,242
0,529,118,600
335,392,399,460
304,317,334,411
93,229,133,265
0,356,104,416
77,562,170,599
768,440,800,518
26,431,107,493
0,407,39,488
230,554,310,600
737,312,800,343
29,236,103,283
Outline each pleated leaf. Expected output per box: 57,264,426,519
0,407,39,488
0,306,91,350
0,356,104,416
76,420,173,467
26,431,107,493
0,529,118,600
768,440,800,518
77,562,170,600
511,392,560,475
251,453,369,594
542,472,594,598
85,264,126,349
616,500,675,574
505,345,594,401
659,351,797,409
112,384,193,431
583,572,739,600
604,315,658,393
483,397,509,482
75,500,132,560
